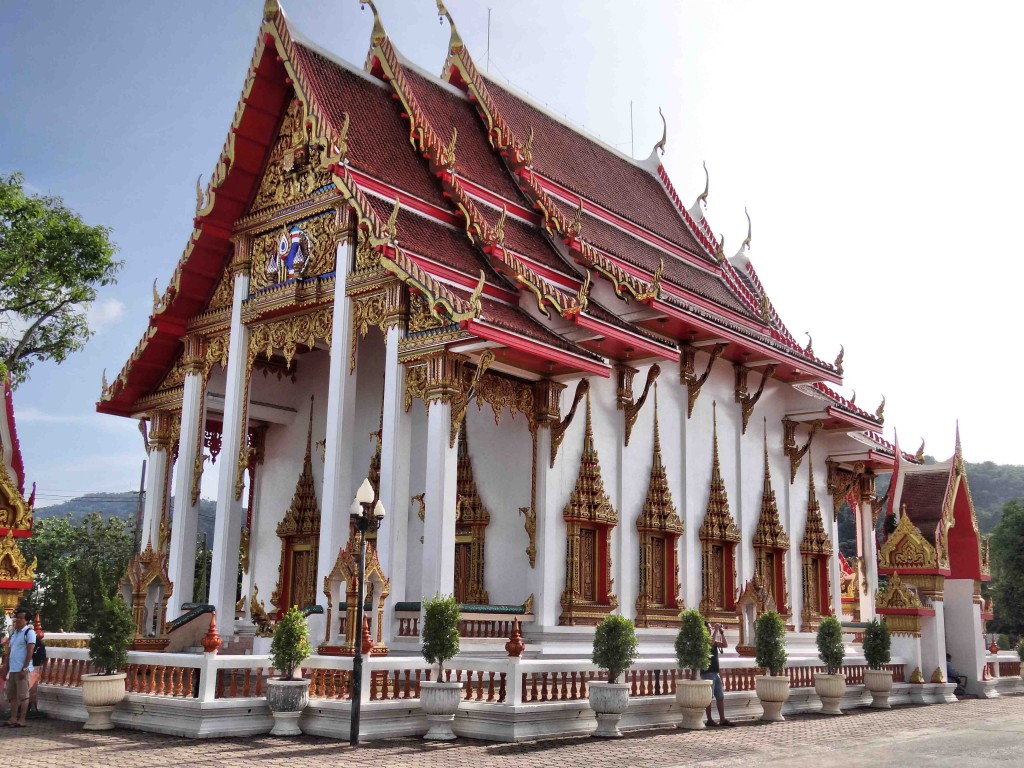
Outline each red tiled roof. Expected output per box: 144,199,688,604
899,470,950,546
484,78,706,257
293,44,448,209
402,69,525,204
548,197,754,318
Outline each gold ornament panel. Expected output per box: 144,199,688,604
250,209,338,293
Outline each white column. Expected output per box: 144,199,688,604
858,499,878,620
784,466,801,632
209,257,251,628
167,364,206,616
420,398,458,600
315,237,359,642
615,407,635,618
829,504,843,622
733,427,751,586
377,323,411,645
139,412,172,553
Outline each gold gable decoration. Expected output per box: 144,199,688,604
636,389,684,627
320,537,391,656
560,394,618,625
250,97,331,217
119,539,173,651
0,529,35,582
455,422,489,605
699,403,740,619
271,399,321,615
876,571,923,610
0,445,32,532
878,509,939,571
752,424,790,615
250,208,338,293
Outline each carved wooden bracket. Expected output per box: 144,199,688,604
449,349,495,448
825,459,865,522
734,363,777,435
783,418,822,483
519,506,537,568
618,364,661,446
681,343,726,417
550,378,590,467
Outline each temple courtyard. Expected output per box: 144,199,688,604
12,694,1024,767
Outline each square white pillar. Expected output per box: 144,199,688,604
420,399,458,600
167,369,206,616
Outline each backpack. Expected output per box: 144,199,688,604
31,633,45,668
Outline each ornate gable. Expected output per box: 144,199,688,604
800,456,832,556
637,391,682,535
699,404,740,543
752,426,789,551
878,509,939,572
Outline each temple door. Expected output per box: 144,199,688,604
288,544,315,610
580,527,598,602
651,536,666,605
454,536,471,604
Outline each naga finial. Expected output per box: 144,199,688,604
875,395,886,421
101,368,109,394
468,269,485,317
696,160,709,208
263,0,279,22
152,279,161,312
834,344,844,375
195,174,207,216
714,234,726,263
804,332,814,356
570,198,584,238
384,197,400,243
444,126,458,170
742,207,752,251
493,205,507,246
333,112,351,164
360,0,386,45
849,389,856,406
436,0,464,52
654,107,667,156
576,269,592,312
650,258,664,297
915,438,925,463
522,126,535,167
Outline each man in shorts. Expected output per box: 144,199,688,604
702,620,734,726
2,610,35,727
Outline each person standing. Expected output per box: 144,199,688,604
2,610,35,727
703,620,734,726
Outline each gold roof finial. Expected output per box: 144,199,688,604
263,0,280,22
195,174,206,216
332,112,351,164
570,198,584,237
915,439,925,463
360,0,387,45
696,161,709,208
493,204,507,246
152,279,161,312
436,0,465,53
101,368,109,394
804,332,814,356
849,389,856,406
714,234,726,263
834,344,845,375
468,269,486,317
384,197,400,243
576,269,592,312
654,107,667,156
742,207,752,251
875,395,886,421
444,126,458,170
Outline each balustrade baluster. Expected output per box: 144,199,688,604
498,672,507,704
540,672,549,701
229,667,239,697
568,671,578,700
486,671,495,702
474,670,483,701
530,672,538,702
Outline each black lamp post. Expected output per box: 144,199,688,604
348,478,384,747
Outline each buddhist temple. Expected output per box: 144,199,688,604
90,0,996,699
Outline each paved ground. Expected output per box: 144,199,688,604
8,695,1024,767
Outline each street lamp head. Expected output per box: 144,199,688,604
348,498,362,518
373,500,386,520
355,477,375,505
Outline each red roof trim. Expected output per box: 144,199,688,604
573,314,679,362
455,175,540,226
351,169,461,227
462,319,611,377
532,172,713,271
403,252,518,303
3,377,25,495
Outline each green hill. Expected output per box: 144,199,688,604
35,492,218,543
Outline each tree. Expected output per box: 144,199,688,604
22,512,135,631
0,173,121,386
41,564,78,632
991,499,1024,635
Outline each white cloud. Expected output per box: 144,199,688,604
86,298,125,333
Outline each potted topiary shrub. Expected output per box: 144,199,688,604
674,609,713,730
266,606,313,736
862,618,893,708
420,594,462,740
814,616,846,715
588,615,639,738
753,610,789,721
81,595,135,730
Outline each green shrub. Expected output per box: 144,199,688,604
269,606,312,679
422,594,461,674
754,610,787,676
675,609,711,677
591,615,639,683
88,595,135,675
816,616,845,675
862,618,891,670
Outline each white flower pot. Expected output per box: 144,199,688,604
420,680,464,740
675,678,714,729
814,673,846,715
81,672,127,731
754,675,791,722
266,678,311,736
587,681,630,738
864,669,894,709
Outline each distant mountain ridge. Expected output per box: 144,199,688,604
35,492,218,543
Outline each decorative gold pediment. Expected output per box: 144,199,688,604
876,571,923,610
276,403,321,539
800,457,832,556
250,208,339,293
753,426,789,551
0,445,32,533
699,403,740,543
0,529,35,582
563,395,617,526
878,510,938,571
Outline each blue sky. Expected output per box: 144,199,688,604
2,1,1022,506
